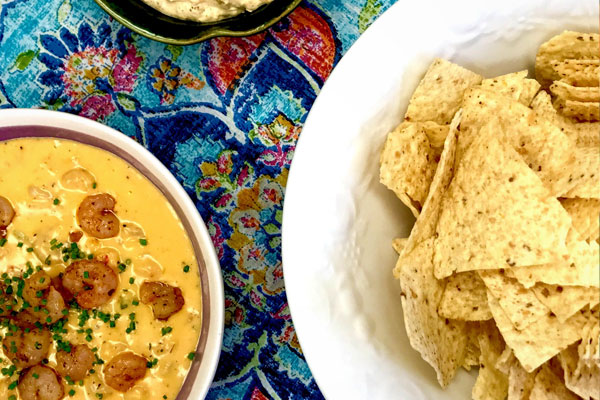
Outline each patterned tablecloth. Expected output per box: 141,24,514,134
0,0,394,397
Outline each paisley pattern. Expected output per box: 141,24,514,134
0,0,394,397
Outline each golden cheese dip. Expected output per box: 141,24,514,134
0,138,202,400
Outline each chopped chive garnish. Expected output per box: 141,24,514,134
139,239,147,246
0,238,7,247
183,265,190,273
53,198,60,205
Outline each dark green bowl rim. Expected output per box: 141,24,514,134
93,0,302,45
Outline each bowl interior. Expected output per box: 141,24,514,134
94,0,302,44
0,122,218,400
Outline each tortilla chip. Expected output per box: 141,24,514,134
397,237,466,387
495,347,516,375
392,238,408,255
396,112,460,263
555,98,600,122
404,58,482,125
531,91,600,147
380,122,440,216
535,31,600,88
458,88,577,195
472,320,508,400
511,230,600,288
488,293,587,372
529,364,580,400
433,119,571,279
508,362,537,400
561,146,600,199
553,59,600,87
463,322,482,371
560,344,600,400
579,306,599,366
420,121,449,148
531,283,599,323
438,272,492,321
560,198,600,243
481,70,540,105
550,80,600,102
480,270,549,330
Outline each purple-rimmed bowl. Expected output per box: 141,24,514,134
0,108,224,400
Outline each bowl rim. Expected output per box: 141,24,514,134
0,108,225,400
93,0,303,45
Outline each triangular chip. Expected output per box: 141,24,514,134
420,121,449,148
472,320,508,400
433,120,571,278
392,238,408,255
553,59,600,87
380,122,440,216
488,293,587,372
508,362,537,400
397,237,466,387
550,80,600,102
561,146,600,199
555,98,600,122
535,31,600,88
531,90,599,147
578,306,599,366
531,283,599,323
458,88,577,195
529,364,580,400
560,344,600,400
463,322,482,372
510,230,600,288
404,58,482,125
480,270,549,330
481,70,540,105
438,271,492,321
395,112,460,264
560,198,600,243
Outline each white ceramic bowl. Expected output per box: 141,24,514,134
0,108,224,400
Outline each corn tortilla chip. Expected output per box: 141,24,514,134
560,344,600,400
560,198,600,243
395,112,460,264
392,238,407,254
380,122,440,216
488,293,587,372
404,58,482,125
529,364,580,400
555,98,600,122
531,91,599,147
531,283,599,323
510,230,600,288
481,70,540,105
561,146,600,199
495,347,516,375
480,270,549,330
535,31,600,88
553,59,600,87
438,271,492,321
578,306,599,366
508,362,537,400
463,322,482,372
420,121,449,149
550,80,600,102
397,237,466,387
458,88,577,195
472,320,508,400
433,119,571,279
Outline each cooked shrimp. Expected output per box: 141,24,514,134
104,352,147,392
139,281,185,320
23,271,66,324
0,195,15,236
62,259,118,309
2,328,51,369
55,344,94,381
18,365,64,400
76,194,120,239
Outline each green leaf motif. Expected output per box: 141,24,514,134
57,0,71,23
166,45,183,62
116,93,138,111
13,50,37,71
358,0,382,34
264,223,279,235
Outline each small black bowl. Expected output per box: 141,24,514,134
93,0,302,45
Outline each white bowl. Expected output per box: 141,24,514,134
0,108,224,400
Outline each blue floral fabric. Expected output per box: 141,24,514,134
0,0,394,397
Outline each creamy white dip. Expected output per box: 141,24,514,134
141,0,275,22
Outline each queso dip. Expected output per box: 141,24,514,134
0,138,202,400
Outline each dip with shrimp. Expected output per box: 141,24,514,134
0,138,203,400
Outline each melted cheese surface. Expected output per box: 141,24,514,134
0,138,202,400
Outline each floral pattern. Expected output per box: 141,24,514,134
0,0,394,397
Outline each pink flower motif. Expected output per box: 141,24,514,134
79,94,116,121
112,44,143,93
217,151,233,175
